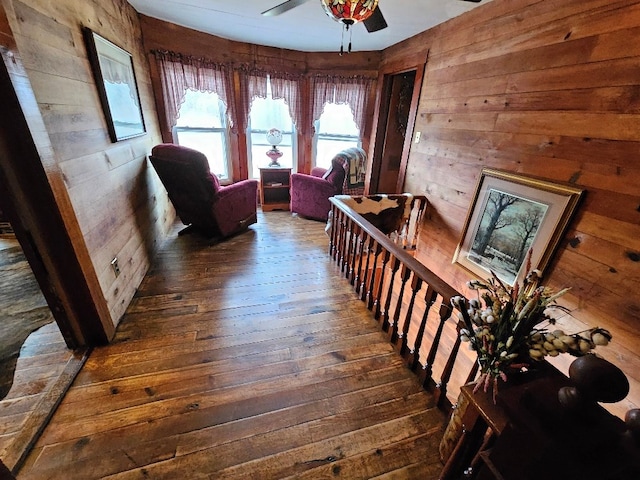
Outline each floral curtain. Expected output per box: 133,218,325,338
310,74,375,133
153,50,236,132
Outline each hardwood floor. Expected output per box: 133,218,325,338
17,211,448,479
0,237,83,474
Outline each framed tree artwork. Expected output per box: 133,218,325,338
453,168,584,286
83,27,146,142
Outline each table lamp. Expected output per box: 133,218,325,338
265,128,283,167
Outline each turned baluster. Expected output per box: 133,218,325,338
398,274,423,358
347,225,361,283
373,250,390,320
353,230,366,287
390,265,412,344
359,236,375,301
334,210,346,264
340,219,352,273
422,302,452,391
366,243,382,311
381,257,401,332
436,305,460,409
409,286,438,372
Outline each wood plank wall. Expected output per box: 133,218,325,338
1,0,167,330
382,0,640,417
138,15,381,178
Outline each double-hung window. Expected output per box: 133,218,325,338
247,77,297,179
314,102,360,170
173,89,232,183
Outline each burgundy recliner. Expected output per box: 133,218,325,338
150,143,258,238
290,156,346,221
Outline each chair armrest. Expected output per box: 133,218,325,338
215,179,259,202
290,173,336,197
213,179,259,237
311,167,327,178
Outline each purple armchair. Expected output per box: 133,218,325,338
150,144,258,238
290,157,346,221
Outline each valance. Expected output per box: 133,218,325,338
154,50,236,132
310,74,374,132
154,50,374,137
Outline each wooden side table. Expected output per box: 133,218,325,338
259,167,291,212
439,366,640,480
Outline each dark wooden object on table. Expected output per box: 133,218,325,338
259,167,291,211
440,363,640,480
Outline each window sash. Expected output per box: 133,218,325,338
173,126,231,182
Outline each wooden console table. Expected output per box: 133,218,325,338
440,367,640,480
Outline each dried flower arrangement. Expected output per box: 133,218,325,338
451,252,611,402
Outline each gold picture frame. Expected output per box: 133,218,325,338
453,168,584,286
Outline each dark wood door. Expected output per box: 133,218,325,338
369,67,423,194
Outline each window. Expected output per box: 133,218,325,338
173,89,231,182
247,78,296,179
314,103,360,170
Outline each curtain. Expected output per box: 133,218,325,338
310,74,374,133
236,68,304,133
270,71,304,131
236,67,268,135
154,50,236,132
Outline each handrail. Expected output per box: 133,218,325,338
328,196,466,410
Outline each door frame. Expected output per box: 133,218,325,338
367,58,427,194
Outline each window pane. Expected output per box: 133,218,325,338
315,103,360,170
175,130,228,179
250,97,293,131
174,90,230,180
247,89,296,179
176,90,225,128
316,138,359,170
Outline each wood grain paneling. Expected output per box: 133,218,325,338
385,0,640,416
2,0,167,331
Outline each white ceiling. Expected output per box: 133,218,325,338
127,0,491,53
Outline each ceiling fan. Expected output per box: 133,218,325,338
262,0,388,33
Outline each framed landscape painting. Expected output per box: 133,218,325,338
453,169,584,286
83,27,146,142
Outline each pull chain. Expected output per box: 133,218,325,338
339,19,355,55
348,23,353,53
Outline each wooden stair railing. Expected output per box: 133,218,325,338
328,196,467,411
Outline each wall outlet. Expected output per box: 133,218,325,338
111,257,120,277
414,131,421,143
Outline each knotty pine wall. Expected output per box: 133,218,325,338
383,0,640,416
1,0,167,328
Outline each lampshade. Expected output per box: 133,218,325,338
320,0,379,25
266,128,283,147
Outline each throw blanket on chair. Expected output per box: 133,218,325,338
335,147,366,195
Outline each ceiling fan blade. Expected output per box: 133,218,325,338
261,0,311,16
363,6,388,33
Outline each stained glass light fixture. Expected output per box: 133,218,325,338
320,0,380,54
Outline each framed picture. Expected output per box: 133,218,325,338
83,27,146,142
453,168,584,286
